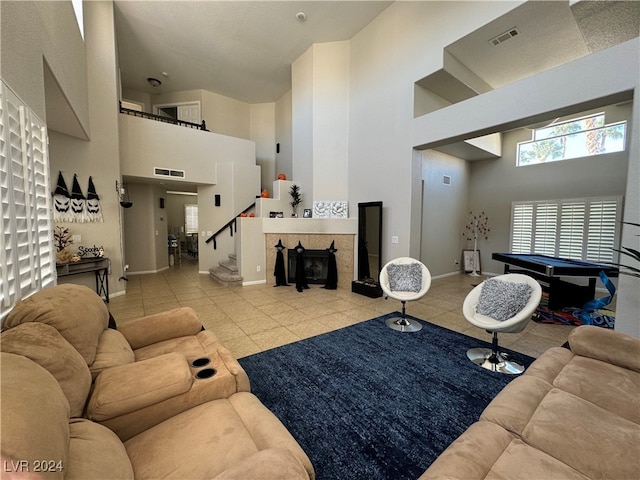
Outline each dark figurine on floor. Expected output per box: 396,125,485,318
294,241,310,292
274,239,289,287
323,240,338,290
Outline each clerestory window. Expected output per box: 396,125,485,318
517,113,626,166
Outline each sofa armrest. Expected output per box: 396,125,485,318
568,325,640,373
117,307,203,349
87,352,193,421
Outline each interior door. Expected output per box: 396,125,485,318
177,104,201,124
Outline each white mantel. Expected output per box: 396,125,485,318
261,217,357,234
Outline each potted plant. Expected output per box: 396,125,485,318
289,184,302,217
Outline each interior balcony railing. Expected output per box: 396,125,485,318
119,102,209,131
205,203,256,249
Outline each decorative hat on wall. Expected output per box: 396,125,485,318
86,176,103,222
53,171,71,222
70,174,87,222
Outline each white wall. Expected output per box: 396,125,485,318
275,90,293,181
1,1,89,132
421,150,470,277
348,1,520,263
250,102,276,190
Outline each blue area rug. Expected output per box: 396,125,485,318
239,312,533,480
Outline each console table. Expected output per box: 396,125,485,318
56,257,110,302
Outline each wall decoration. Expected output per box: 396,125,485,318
53,171,71,222
463,249,481,274
303,209,312,218
70,174,87,222
313,201,330,218
86,176,103,222
269,211,283,218
78,245,105,258
330,201,348,218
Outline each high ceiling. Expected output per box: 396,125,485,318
114,1,392,103
114,1,640,105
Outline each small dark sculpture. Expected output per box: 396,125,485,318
323,240,338,290
294,241,310,292
274,239,289,287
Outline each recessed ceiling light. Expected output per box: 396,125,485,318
147,77,162,87
296,11,307,22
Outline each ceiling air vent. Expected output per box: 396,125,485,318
490,27,520,46
154,167,185,178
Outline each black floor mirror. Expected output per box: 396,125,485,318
351,201,383,298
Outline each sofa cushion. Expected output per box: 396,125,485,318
90,328,135,379
419,421,589,480
0,353,70,480
476,278,532,321
0,322,91,417
4,284,109,365
124,392,314,480
481,375,640,480
66,418,134,480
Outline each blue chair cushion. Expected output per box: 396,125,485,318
387,263,422,293
477,278,533,321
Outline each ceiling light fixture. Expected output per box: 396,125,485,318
295,11,307,22
147,77,162,87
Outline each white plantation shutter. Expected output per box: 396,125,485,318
533,203,557,256
510,204,533,254
0,80,54,320
586,199,620,262
511,197,622,263
558,202,585,259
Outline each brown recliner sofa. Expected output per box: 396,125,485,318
1,284,314,479
2,284,250,440
420,325,640,479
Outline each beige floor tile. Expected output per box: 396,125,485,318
114,260,575,360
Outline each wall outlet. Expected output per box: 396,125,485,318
454,259,459,265
391,236,399,244
72,234,82,243
256,265,261,272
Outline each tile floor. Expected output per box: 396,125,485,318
107,256,577,360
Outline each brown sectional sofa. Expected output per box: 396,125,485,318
420,325,640,479
1,285,314,479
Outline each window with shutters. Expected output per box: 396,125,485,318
185,204,198,235
1,80,54,321
510,197,622,263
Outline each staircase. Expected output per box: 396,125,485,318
209,253,243,287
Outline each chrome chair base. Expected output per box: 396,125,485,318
466,347,524,375
385,316,423,332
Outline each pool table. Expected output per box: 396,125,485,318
492,253,619,310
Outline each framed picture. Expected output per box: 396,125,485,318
303,209,312,218
462,250,481,273
269,211,284,218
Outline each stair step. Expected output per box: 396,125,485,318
209,266,243,287
219,259,239,273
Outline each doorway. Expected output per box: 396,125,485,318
153,101,201,124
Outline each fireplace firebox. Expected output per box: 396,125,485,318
288,249,329,284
